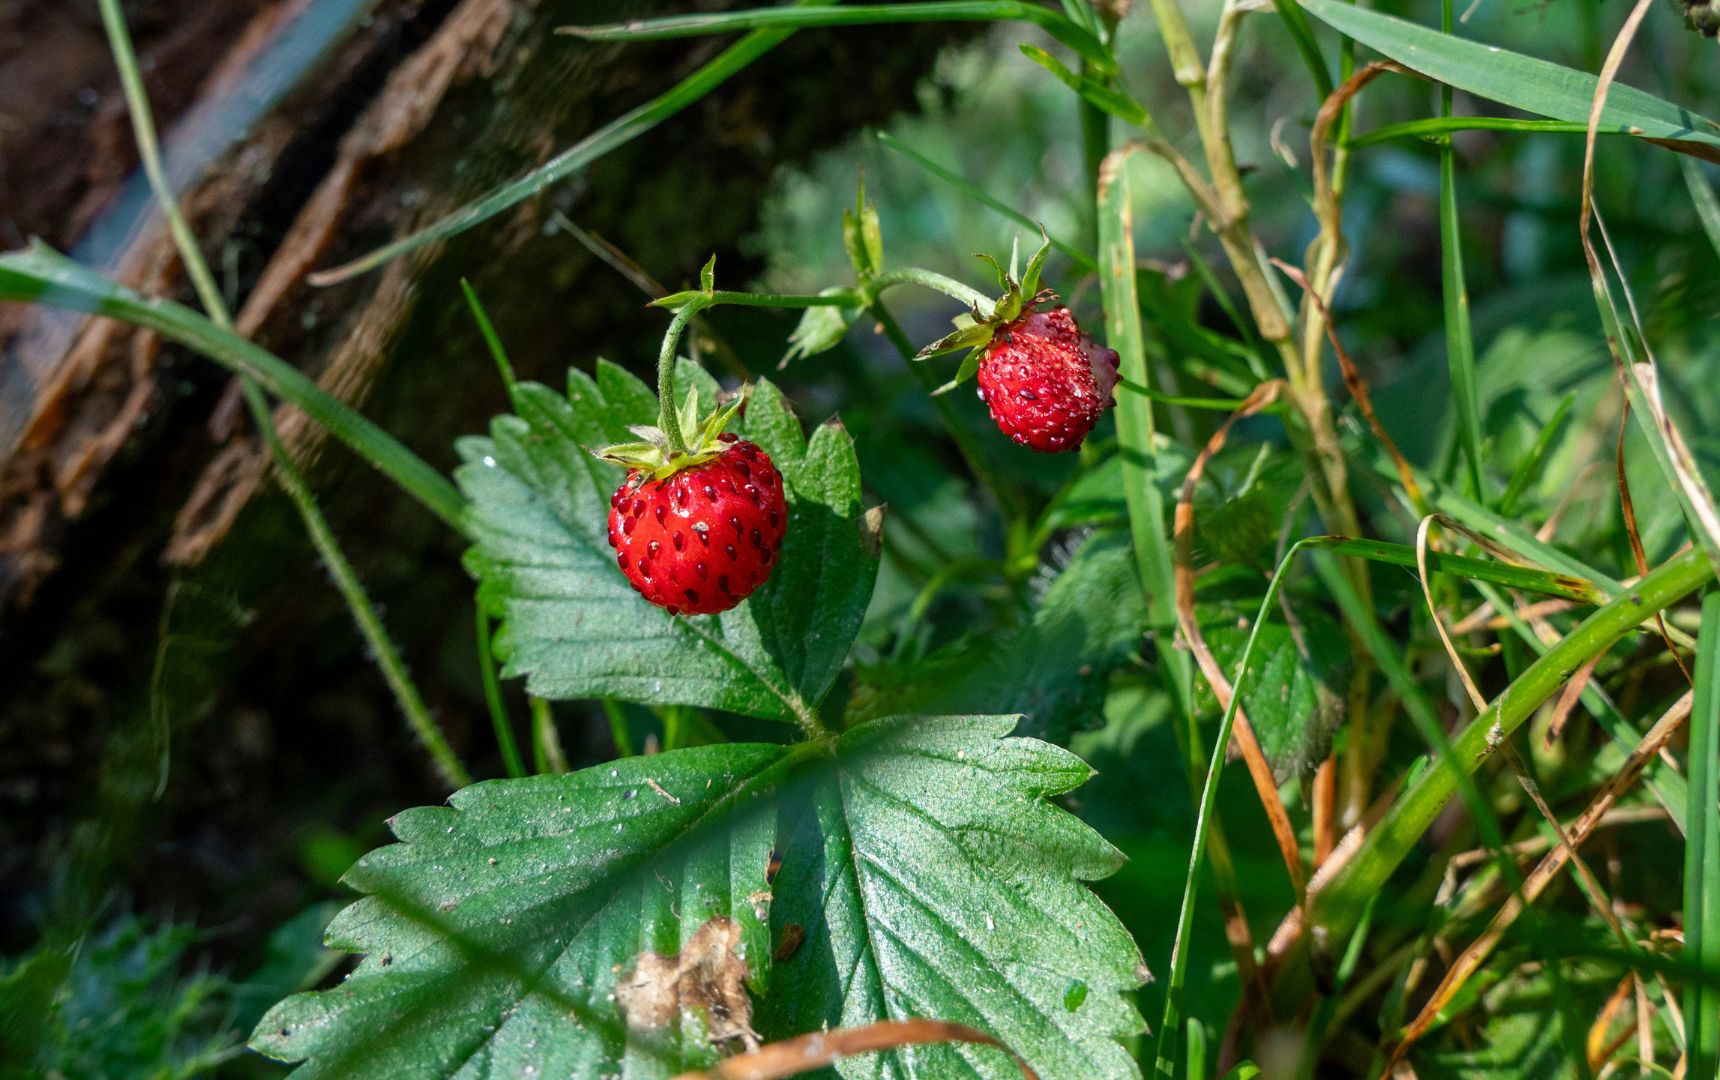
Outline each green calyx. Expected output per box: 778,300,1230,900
913,230,1054,394
593,385,746,481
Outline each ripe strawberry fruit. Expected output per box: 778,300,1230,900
915,233,1119,453
606,434,787,616
976,305,1119,453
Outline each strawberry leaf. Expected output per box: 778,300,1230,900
1196,597,1349,782
781,291,859,365
758,715,1148,1078
849,530,1149,743
250,717,1146,1079
458,362,878,726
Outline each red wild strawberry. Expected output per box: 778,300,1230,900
606,434,787,616
914,233,1120,453
976,305,1119,453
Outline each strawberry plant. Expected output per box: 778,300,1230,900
9,0,1720,1077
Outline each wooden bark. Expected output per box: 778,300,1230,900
0,0,954,946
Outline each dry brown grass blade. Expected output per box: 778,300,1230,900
1314,756,1338,867
1580,0,1720,580
1587,974,1637,1071
669,1020,1040,1080
1300,61,1416,378
1382,690,1693,1074
1545,655,1601,748
1615,405,1694,685
1274,259,1425,512
1172,380,1308,905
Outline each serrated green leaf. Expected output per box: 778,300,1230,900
458,362,878,726
251,718,1144,1078
782,291,859,365
1195,599,1348,782
758,715,1147,1078
851,531,1149,743
251,743,786,1078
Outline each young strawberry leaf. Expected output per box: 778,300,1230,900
1195,598,1348,782
458,362,878,727
782,290,859,365
850,530,1149,743
251,717,1145,1079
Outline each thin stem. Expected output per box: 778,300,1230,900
655,298,708,453
867,299,1025,521
656,288,860,310
872,268,994,312
530,697,569,775
99,0,471,790
477,604,526,779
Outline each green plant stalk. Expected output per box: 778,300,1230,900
1683,592,1720,1076
1306,545,1713,949
477,605,526,779
601,700,637,759
530,697,569,775
98,0,471,791
655,298,708,453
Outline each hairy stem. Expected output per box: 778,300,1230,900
99,0,471,790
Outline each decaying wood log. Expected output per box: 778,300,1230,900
0,0,956,946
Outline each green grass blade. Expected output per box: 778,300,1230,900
1685,592,1720,1076
565,2,1114,73
1318,537,1602,603
96,0,470,790
0,242,467,533
1471,580,1688,832
1436,1,1484,501
876,132,1098,272
460,279,517,397
310,6,816,285
1098,151,1180,655
1497,390,1576,517
1308,546,1713,949
1018,43,1151,128
1271,0,1333,101
1297,0,1720,158
1682,157,1720,263
1347,116,1595,149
